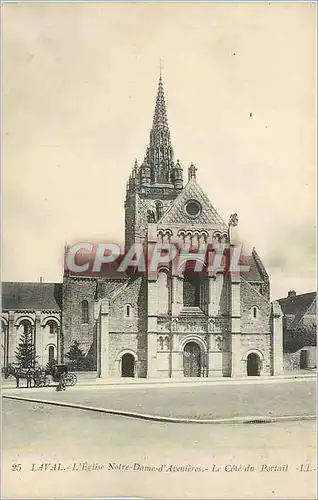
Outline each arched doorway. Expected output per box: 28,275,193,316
183,342,201,377
121,353,135,377
247,353,261,376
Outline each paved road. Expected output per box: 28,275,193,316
3,399,316,499
4,379,316,419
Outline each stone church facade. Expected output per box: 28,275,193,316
2,76,284,379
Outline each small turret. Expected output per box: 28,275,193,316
172,159,183,189
140,158,151,187
130,160,140,188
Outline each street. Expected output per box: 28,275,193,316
2,398,316,499
2,378,316,419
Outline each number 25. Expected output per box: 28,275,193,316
12,464,22,471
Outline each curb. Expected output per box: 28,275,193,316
3,394,316,425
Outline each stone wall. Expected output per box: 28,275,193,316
62,276,124,367
240,278,271,334
239,333,272,375
108,276,148,377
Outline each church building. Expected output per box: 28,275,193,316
2,75,285,379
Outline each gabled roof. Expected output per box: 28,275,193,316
278,291,316,330
1,282,63,311
239,254,263,282
159,178,227,227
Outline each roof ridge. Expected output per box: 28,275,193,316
241,276,270,305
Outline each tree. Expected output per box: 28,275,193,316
65,341,86,371
15,327,37,369
45,357,57,374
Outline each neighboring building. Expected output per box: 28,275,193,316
278,290,316,353
1,282,62,368
2,75,286,379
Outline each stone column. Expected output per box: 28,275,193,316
99,298,110,378
147,280,158,378
271,301,284,375
56,325,61,363
8,311,16,365
1,319,9,367
147,223,159,378
230,274,241,377
34,311,43,367
208,276,220,316
171,276,179,316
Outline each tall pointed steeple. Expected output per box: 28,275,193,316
145,75,175,184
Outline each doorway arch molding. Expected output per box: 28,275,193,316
242,348,265,362
180,335,208,353
116,349,137,378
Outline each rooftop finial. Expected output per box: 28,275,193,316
159,57,163,79
188,162,197,181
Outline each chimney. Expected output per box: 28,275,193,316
288,290,296,298
40,277,43,283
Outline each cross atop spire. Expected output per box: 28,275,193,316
159,57,164,78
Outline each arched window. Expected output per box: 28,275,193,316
125,304,132,318
21,319,32,335
253,307,258,319
48,345,55,363
47,320,58,335
183,276,200,307
158,337,164,350
82,300,89,324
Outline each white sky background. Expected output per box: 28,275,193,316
2,2,316,300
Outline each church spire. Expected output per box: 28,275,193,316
152,75,169,132
145,74,175,184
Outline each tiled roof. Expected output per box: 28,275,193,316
64,249,128,279
278,292,316,329
1,282,62,311
239,254,264,282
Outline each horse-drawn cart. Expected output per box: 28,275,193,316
34,369,50,387
3,364,77,388
47,364,77,387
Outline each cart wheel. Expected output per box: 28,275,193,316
71,374,77,386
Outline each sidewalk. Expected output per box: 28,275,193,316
2,370,316,392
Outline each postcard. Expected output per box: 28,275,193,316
2,2,316,499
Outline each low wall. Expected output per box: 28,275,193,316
284,347,317,372
72,371,97,380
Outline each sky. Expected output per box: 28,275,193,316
2,2,316,300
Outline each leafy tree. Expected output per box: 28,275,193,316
15,327,37,369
